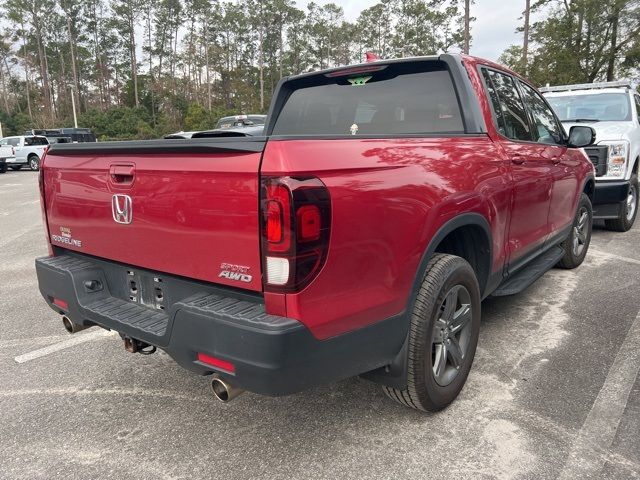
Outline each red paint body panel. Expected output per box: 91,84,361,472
43,152,263,291
261,137,512,338
461,56,594,267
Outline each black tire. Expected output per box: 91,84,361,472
9,165,21,171
28,155,40,171
557,193,593,269
604,174,638,232
0,163,6,174
383,253,481,412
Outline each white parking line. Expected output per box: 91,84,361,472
0,334,71,348
14,329,115,364
558,308,640,479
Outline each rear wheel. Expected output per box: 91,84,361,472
0,162,6,173
604,175,638,232
557,193,592,269
29,155,40,171
383,253,481,411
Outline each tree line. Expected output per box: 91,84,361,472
0,0,469,138
501,0,639,86
0,0,637,140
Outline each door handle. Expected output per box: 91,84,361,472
109,164,135,184
511,156,526,165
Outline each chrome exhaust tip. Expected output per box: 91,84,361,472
62,315,90,334
211,374,245,403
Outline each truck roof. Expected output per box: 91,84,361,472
543,88,631,97
540,81,636,94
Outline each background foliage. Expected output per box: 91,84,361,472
499,0,640,86
0,0,637,139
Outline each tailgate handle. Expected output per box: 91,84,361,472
110,164,135,184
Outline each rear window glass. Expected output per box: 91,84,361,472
25,136,48,146
272,61,464,136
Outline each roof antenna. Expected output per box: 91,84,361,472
365,52,380,63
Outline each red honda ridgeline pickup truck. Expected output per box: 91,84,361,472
36,55,596,411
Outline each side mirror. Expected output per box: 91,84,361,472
567,125,596,148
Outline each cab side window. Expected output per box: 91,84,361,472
635,95,640,125
480,68,507,136
481,68,533,142
519,82,564,145
7,138,20,147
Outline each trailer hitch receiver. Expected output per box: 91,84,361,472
122,336,157,355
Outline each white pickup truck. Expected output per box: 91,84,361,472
542,81,640,231
0,143,11,173
0,135,49,172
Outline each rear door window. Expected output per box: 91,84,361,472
272,61,464,136
518,82,564,145
481,69,533,142
25,136,48,146
481,69,507,136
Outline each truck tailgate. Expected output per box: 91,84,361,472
43,139,265,292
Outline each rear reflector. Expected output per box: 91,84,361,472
53,298,68,310
197,352,236,373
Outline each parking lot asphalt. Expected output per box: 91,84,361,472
1,170,639,480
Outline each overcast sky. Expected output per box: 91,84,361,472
295,0,536,61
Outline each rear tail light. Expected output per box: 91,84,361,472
38,149,53,255
260,176,331,292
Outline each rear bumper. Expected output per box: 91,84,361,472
36,252,407,396
593,180,630,219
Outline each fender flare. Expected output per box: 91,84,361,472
580,174,596,203
362,212,493,390
410,213,493,299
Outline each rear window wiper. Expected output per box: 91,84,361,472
561,118,600,123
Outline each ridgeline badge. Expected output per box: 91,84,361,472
348,76,372,86
51,226,82,248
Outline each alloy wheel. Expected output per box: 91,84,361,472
572,207,589,257
431,285,473,387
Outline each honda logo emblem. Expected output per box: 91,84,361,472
112,194,133,224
